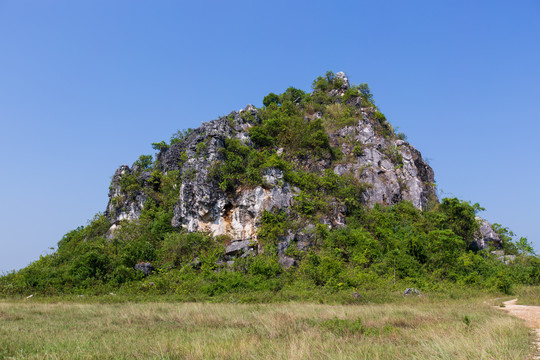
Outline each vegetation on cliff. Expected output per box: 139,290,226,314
1,72,537,299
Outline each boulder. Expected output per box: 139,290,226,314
278,255,296,268
134,262,153,276
473,218,502,250
225,239,257,258
404,288,421,296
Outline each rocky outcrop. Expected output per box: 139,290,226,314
173,166,298,241
105,73,438,248
332,114,436,210
134,262,153,275
473,218,502,250
105,165,148,224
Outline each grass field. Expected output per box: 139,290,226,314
0,295,535,359
516,286,540,306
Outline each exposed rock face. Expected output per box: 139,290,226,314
491,251,516,264
332,109,436,210
473,218,502,250
134,262,153,276
224,239,257,259
159,111,300,241
173,166,298,241
328,71,350,97
105,78,437,245
105,165,148,224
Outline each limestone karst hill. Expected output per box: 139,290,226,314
2,71,537,297
105,72,496,262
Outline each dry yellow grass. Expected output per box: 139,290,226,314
0,298,534,359
516,286,540,306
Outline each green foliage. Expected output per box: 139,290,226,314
323,104,356,129
209,138,265,192
439,198,483,247
373,111,393,138
246,253,283,279
119,173,141,194
263,92,280,107
196,139,208,156
516,237,535,255
151,141,169,151
159,232,216,268
342,87,360,103
69,247,111,283
353,144,364,157
170,128,193,145
279,87,306,103
248,126,274,148
312,71,343,92
493,224,519,254
396,132,408,141
156,169,182,212
257,210,290,246
426,230,466,273
462,315,471,327
2,71,538,300
312,76,330,91
358,83,374,105
258,103,333,157
494,270,514,295
381,145,403,168
134,155,153,171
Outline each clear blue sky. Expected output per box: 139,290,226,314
1,0,539,273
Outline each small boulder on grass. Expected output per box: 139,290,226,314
403,288,421,296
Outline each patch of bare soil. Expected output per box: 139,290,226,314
500,299,540,359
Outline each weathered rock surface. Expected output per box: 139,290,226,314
134,262,153,275
105,165,148,224
491,251,516,264
404,288,421,296
473,217,502,250
105,78,438,250
332,110,436,210
225,240,256,257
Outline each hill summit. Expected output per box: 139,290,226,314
106,72,438,241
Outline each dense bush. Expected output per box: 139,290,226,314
1,196,537,298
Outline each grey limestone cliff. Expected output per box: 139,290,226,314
105,73,468,249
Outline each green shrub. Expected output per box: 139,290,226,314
248,254,283,279
439,198,483,247
494,270,514,295
248,126,275,148
257,210,290,246
342,87,360,103
353,144,364,157
170,128,193,145
263,92,280,107
159,232,215,268
358,83,375,106
151,141,169,151
279,87,306,103
134,155,153,171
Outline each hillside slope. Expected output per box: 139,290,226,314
1,71,537,297
106,72,436,246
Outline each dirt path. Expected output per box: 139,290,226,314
500,299,540,358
